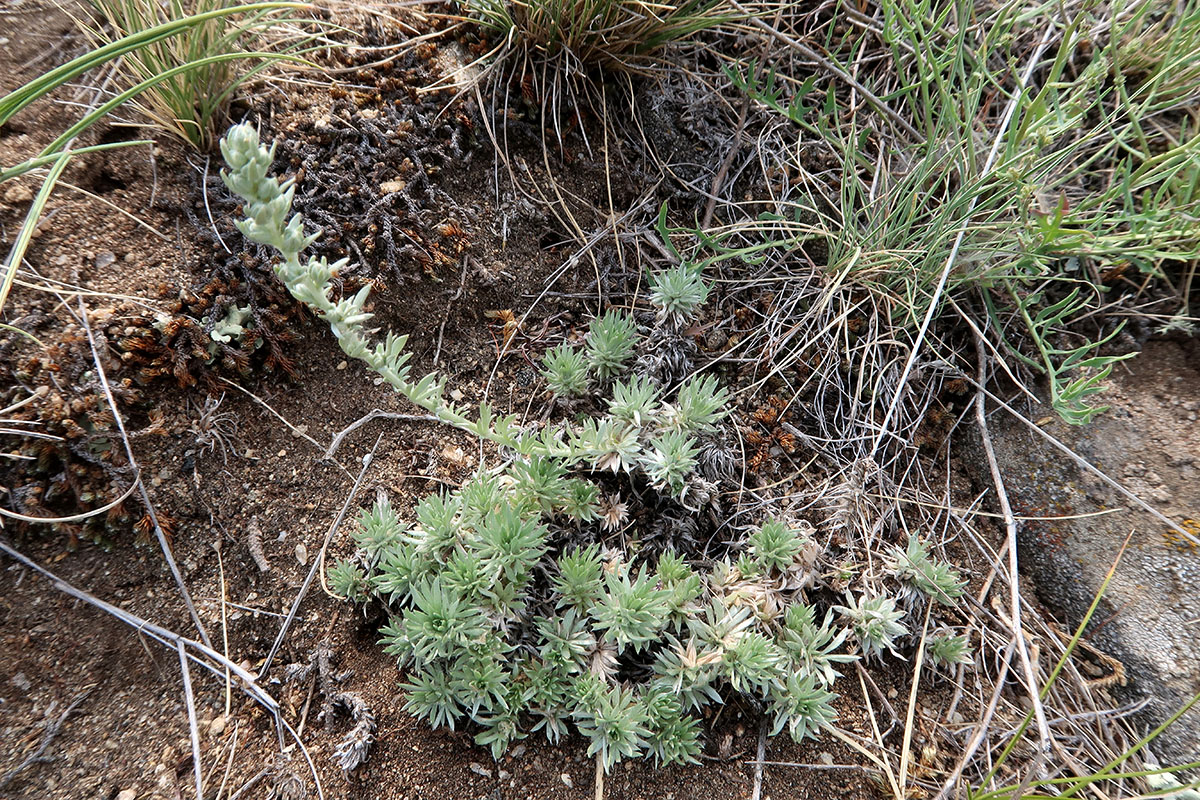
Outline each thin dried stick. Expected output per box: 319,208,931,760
178,640,205,800
750,717,768,800
0,687,94,791
933,642,1016,800
828,726,902,799
898,603,933,797
215,720,241,800
215,544,233,716
702,96,751,229
261,435,381,676
78,296,212,648
0,537,325,800
853,668,901,799
226,768,269,800
974,333,1051,775
322,409,438,461
0,476,138,523
746,760,867,771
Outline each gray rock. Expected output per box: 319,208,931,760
963,339,1200,763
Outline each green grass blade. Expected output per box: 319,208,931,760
0,139,151,184
0,151,72,314
0,2,304,127
36,50,306,159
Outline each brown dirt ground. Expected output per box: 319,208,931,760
0,5,969,800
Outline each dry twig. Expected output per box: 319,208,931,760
973,333,1051,778
0,537,325,800
78,296,212,648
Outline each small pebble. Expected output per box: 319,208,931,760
117,790,137,800
3,183,32,205
468,762,492,778
295,543,308,566
336,360,348,370
560,774,574,788
94,251,117,269
208,715,226,736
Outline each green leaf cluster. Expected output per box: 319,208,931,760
748,518,807,572
222,123,971,771
648,263,710,324
333,466,868,770
541,343,589,397
890,535,966,604
834,594,908,661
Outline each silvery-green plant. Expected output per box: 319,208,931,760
642,688,702,767
648,262,710,323
537,609,595,671
651,638,722,710
553,544,605,610
541,343,589,397
328,559,368,601
926,629,974,667
354,493,406,561
559,479,600,522
748,518,806,571
640,430,699,494
663,374,730,434
568,418,642,473
220,122,727,507
221,123,468,429
735,552,764,580
590,565,670,653
608,376,659,426
337,460,865,770
207,303,253,346
835,593,908,661
509,456,571,515
720,630,785,694
778,603,856,686
656,551,702,622
586,310,639,378
890,535,966,605
767,671,838,742
221,122,971,772
573,676,652,771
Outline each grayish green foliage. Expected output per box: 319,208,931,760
219,122,975,771
890,535,966,604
